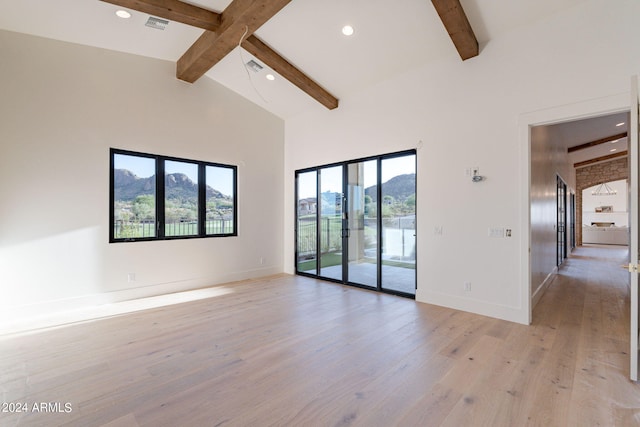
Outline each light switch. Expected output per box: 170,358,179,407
488,227,505,238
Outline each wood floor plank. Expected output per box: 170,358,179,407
1,246,640,426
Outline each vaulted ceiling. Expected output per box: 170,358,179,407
0,0,588,119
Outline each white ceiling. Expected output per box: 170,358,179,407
548,112,629,167
2,0,624,166
0,0,589,119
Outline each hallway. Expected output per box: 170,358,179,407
532,244,639,424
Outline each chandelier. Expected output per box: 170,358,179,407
591,182,617,196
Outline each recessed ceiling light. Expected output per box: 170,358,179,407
616,122,625,127
266,74,275,81
342,25,354,36
115,10,131,19
610,148,617,152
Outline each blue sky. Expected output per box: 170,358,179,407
114,154,155,178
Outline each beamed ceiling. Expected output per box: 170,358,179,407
99,0,479,111
560,112,630,169
0,0,591,119
0,0,623,171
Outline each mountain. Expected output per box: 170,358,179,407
165,172,198,201
365,173,415,202
113,169,155,201
114,169,226,201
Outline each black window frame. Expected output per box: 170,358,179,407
294,149,417,299
109,148,238,243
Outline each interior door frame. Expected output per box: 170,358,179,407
629,75,639,381
520,92,630,325
569,192,576,251
556,175,567,267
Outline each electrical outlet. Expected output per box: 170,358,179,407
259,257,265,265
464,282,471,292
127,273,136,283
434,226,443,235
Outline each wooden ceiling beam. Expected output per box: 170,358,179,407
242,36,338,110
568,132,628,153
431,0,478,60
574,151,627,168
177,0,292,83
99,0,221,31
100,0,338,109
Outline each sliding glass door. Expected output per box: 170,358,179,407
319,166,344,281
295,150,416,297
295,166,347,282
296,170,317,274
381,155,416,293
346,160,378,288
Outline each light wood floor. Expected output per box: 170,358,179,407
1,245,639,426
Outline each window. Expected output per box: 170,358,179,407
295,150,416,298
164,160,199,237
206,165,236,235
110,148,237,242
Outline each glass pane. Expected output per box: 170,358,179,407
557,178,566,265
347,160,377,288
297,171,317,274
319,166,343,280
206,166,235,235
113,154,156,239
381,155,416,294
165,160,198,237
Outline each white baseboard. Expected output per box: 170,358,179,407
0,266,282,336
531,267,558,309
415,289,529,325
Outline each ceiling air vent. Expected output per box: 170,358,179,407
245,60,264,73
145,16,169,30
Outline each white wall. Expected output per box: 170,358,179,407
583,179,629,226
284,0,640,324
0,30,284,324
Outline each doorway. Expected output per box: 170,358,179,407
557,175,567,266
525,100,635,379
295,150,416,298
570,193,576,250
528,109,629,308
